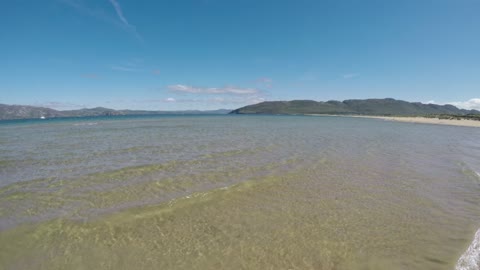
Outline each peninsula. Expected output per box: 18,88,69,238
229,98,480,127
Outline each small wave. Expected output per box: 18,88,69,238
456,228,480,270
73,122,98,126
474,171,480,185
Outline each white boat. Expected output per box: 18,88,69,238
40,116,46,119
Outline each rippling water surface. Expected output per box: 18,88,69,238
0,115,479,269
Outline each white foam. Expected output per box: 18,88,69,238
73,122,98,126
456,228,480,270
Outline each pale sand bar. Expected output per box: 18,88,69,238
353,115,480,127
307,114,480,128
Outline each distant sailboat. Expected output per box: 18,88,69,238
40,116,46,119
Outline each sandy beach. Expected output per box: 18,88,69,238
359,116,480,128
307,114,480,128
362,116,480,127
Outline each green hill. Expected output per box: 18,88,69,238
229,98,479,116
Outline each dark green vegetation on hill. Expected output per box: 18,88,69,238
230,98,480,118
0,104,230,120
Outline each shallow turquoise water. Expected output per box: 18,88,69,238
0,115,479,269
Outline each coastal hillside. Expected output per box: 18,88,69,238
230,98,479,116
0,104,230,120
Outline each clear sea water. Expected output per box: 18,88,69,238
0,115,479,269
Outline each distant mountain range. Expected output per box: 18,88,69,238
230,98,480,116
2,99,478,120
0,104,231,120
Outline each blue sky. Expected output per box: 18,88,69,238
2,0,480,110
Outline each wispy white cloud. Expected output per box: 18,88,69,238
60,0,115,24
207,96,265,104
447,98,480,110
107,0,142,41
108,0,131,28
426,98,480,111
343,73,360,79
168,84,260,95
110,59,161,73
60,0,142,41
161,83,266,106
141,96,265,105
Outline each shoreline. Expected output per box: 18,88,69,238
307,114,480,128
